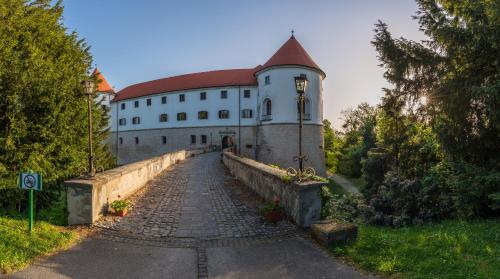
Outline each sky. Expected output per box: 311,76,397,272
60,0,426,128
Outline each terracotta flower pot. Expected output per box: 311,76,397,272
115,208,128,217
265,211,283,223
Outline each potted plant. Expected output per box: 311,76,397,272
110,199,131,217
261,198,285,223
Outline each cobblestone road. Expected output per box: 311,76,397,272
95,152,295,241
12,152,370,279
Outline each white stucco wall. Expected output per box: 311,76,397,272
110,86,258,132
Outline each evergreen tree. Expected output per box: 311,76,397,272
366,0,500,221
0,0,114,209
372,0,500,167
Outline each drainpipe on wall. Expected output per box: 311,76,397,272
255,85,260,160
115,101,119,165
238,86,241,155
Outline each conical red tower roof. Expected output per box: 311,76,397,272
259,35,325,77
92,68,115,93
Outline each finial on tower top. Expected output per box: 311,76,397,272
291,29,295,38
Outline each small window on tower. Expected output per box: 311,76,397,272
119,137,123,145
179,94,185,102
190,135,196,144
162,136,167,144
200,92,206,100
220,90,228,99
147,98,152,106
264,76,270,85
121,103,126,110
201,135,207,144
119,118,127,126
134,100,139,108
135,137,139,144
132,117,141,125
161,96,167,104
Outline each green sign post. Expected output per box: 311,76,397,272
19,171,42,233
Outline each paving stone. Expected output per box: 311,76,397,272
95,152,294,242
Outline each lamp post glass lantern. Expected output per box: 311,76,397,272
286,75,316,181
294,76,308,94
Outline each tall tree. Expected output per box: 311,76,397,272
372,0,500,166
0,0,113,208
367,0,500,220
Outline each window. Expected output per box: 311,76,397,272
218,110,230,119
161,96,167,104
119,118,127,126
132,116,141,124
200,92,206,100
244,90,251,98
162,136,167,144
241,109,253,119
220,90,227,99
262,99,272,121
159,113,168,122
147,98,152,106
264,75,270,85
121,103,126,110
190,135,196,144
134,100,139,108
179,94,185,102
135,137,139,144
201,135,207,144
198,111,208,120
246,144,253,149
119,137,123,145
263,99,272,115
177,112,187,121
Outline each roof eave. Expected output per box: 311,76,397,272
254,64,326,79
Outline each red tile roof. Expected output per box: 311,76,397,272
259,35,325,77
112,35,322,102
92,68,115,93
113,68,258,102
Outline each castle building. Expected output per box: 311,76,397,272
109,35,326,175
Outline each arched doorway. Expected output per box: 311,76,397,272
222,136,234,150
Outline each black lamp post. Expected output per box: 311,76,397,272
295,76,307,173
286,75,316,181
82,79,96,177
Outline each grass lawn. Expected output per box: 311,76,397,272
0,216,78,274
330,219,500,279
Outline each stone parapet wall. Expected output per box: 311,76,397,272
65,148,208,225
222,151,324,227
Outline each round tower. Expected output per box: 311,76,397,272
255,35,326,176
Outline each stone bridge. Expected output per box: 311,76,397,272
12,152,369,279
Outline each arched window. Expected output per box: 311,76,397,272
262,99,272,121
297,98,311,120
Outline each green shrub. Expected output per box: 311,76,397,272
321,186,368,223
109,200,131,212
